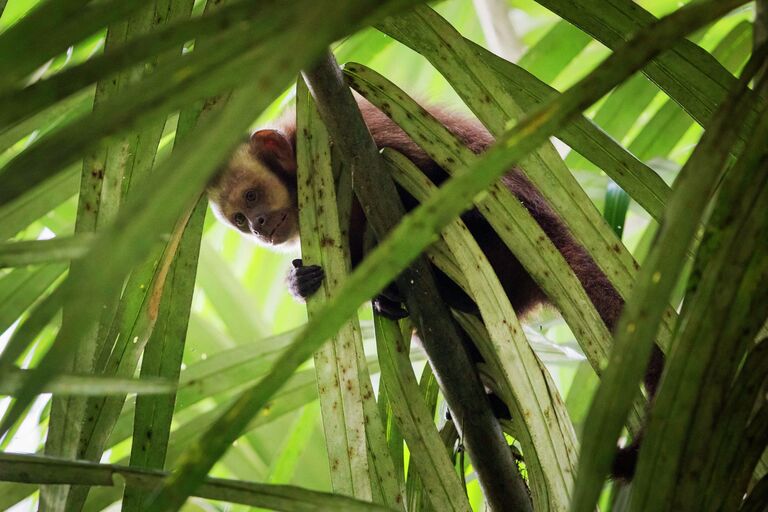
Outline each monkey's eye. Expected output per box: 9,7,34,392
244,188,258,203
233,213,247,227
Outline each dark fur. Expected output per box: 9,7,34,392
211,99,664,480
280,101,624,324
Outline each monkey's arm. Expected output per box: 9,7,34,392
288,259,408,319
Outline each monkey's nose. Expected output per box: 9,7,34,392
250,215,268,236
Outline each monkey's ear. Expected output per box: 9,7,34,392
250,129,296,175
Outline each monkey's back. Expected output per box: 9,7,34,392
282,98,622,324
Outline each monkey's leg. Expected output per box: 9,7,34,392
609,347,664,481
611,436,641,481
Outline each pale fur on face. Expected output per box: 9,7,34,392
208,143,299,248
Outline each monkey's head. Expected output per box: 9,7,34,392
207,130,299,247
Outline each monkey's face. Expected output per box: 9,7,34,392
208,130,299,247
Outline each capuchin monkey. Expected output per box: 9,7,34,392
207,97,664,480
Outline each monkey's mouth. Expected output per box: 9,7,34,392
267,212,289,244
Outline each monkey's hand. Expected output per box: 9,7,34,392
373,283,408,320
288,259,324,300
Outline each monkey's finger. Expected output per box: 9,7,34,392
296,272,324,289
296,279,324,298
294,271,324,288
295,265,324,277
291,259,324,277
289,280,321,300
